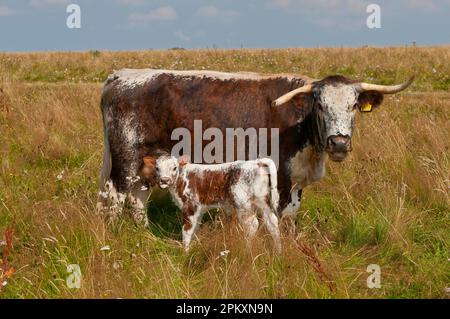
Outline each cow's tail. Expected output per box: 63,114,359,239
260,158,279,212
99,112,112,192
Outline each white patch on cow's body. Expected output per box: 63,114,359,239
290,145,327,189
318,84,358,137
122,115,142,147
108,68,307,91
280,144,326,217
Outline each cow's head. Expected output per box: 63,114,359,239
143,155,189,189
273,75,414,162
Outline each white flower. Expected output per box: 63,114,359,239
219,250,230,257
112,261,121,270
141,185,148,191
1,281,7,287
100,245,110,251
0,240,6,246
56,170,64,181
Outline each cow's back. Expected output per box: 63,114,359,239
102,69,309,130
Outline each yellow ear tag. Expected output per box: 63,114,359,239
361,103,372,112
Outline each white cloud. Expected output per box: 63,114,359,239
196,6,240,23
404,0,443,12
197,6,221,17
269,0,450,13
29,0,70,6
0,6,15,16
267,0,368,13
266,0,370,29
129,6,177,22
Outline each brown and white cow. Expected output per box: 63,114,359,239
141,155,281,252
97,69,413,226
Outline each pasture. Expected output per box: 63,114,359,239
0,47,449,298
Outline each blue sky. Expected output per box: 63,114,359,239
0,0,449,51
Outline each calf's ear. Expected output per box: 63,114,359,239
357,91,384,112
141,156,157,183
178,155,190,167
143,156,156,167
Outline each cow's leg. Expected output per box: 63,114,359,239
279,188,302,234
182,205,203,252
128,182,151,228
261,204,282,253
280,188,303,218
99,179,127,225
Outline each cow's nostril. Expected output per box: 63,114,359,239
330,135,349,145
327,135,351,153
330,138,337,146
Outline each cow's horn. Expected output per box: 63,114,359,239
356,76,414,94
272,83,313,107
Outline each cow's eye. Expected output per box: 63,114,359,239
173,167,176,171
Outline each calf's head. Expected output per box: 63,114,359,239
142,155,189,189
273,75,414,162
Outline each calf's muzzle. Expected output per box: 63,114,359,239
159,177,171,188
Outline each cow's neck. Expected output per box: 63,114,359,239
289,143,327,189
288,111,327,190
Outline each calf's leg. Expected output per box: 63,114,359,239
182,205,203,251
237,209,259,243
262,205,282,253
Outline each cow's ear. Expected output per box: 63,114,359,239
273,93,313,127
143,156,156,167
357,91,384,112
178,155,190,167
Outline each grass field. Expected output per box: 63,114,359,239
0,47,449,298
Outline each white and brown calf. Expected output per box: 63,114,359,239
142,155,281,252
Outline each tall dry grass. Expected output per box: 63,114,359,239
0,48,448,298
1,46,450,90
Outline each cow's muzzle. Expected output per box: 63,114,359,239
326,135,352,162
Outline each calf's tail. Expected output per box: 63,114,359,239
260,158,279,211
